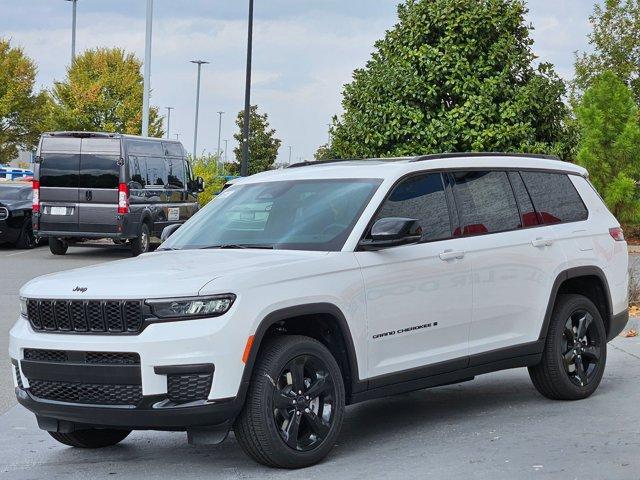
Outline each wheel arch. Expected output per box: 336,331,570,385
539,266,613,341
238,303,363,405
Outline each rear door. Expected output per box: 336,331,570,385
77,137,121,234
38,136,81,234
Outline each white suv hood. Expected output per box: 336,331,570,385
20,249,327,299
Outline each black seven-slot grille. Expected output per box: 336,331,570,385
26,299,144,334
28,381,143,406
24,349,141,365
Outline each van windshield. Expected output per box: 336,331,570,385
161,179,382,252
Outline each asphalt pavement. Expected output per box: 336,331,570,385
0,246,639,478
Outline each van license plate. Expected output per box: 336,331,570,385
50,207,68,216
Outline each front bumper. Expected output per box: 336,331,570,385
9,311,250,430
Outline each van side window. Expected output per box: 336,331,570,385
146,157,167,187
520,172,588,224
451,171,520,235
508,171,539,227
129,156,147,188
376,173,451,242
167,158,186,189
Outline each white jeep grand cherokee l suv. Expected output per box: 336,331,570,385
9,153,629,468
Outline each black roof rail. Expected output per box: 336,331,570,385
287,157,412,169
410,152,562,162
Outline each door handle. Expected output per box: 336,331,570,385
439,250,465,261
531,237,553,248
85,190,92,201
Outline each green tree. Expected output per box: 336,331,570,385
576,71,640,223
0,39,49,163
573,0,640,103
50,48,163,137
314,141,340,161
330,0,570,159
233,105,282,175
191,154,225,206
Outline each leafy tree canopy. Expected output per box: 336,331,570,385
50,48,163,137
191,154,226,206
574,0,640,103
233,105,282,175
576,71,640,223
329,0,570,159
0,38,49,163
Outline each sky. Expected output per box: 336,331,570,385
1,1,601,164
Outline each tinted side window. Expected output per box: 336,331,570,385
79,154,120,189
520,172,588,224
508,171,539,227
128,156,147,188
163,142,184,157
146,157,167,187
167,158,186,189
376,173,451,242
39,154,80,187
451,171,520,235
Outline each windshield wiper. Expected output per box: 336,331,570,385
199,243,275,250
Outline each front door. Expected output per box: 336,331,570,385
356,173,472,381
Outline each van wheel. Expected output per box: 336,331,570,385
15,216,37,249
529,294,607,400
49,238,68,255
234,335,345,469
49,429,131,448
130,223,150,257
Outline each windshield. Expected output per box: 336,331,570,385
162,178,382,251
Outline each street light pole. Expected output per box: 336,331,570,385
165,107,174,139
241,0,254,177
288,146,292,165
175,133,180,141
190,60,209,160
223,139,228,177
141,0,153,137
216,111,224,159
65,0,78,63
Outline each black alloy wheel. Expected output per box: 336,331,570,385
272,354,336,452
561,309,603,387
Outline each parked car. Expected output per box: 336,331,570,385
0,166,34,181
0,181,38,248
10,153,629,468
32,132,204,256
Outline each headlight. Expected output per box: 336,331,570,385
146,294,235,319
20,297,28,318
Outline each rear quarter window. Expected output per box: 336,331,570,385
520,172,588,224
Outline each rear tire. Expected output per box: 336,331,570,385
529,294,607,400
234,335,345,469
130,223,150,257
49,429,131,448
15,216,37,249
49,237,68,255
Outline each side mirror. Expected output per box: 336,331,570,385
359,218,422,251
160,224,182,242
196,176,205,193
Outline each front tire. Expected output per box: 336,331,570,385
234,335,345,469
49,429,131,448
529,294,607,400
49,237,68,255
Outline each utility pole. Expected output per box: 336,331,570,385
190,60,209,160
241,0,254,177
175,133,180,141
165,107,174,139
288,146,292,165
65,0,78,63
222,139,229,177
141,0,153,137
216,111,224,159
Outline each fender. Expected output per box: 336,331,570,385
237,303,364,405
538,266,613,341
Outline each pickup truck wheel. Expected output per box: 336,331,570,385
529,294,607,400
234,335,345,469
15,216,37,249
130,223,150,257
49,237,68,255
49,429,131,448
